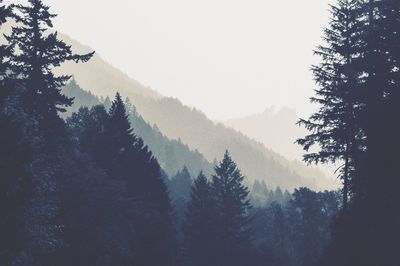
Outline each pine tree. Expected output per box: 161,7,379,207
102,93,138,181
108,92,136,147
169,165,193,201
288,188,333,266
266,202,290,266
0,2,34,264
183,172,218,266
212,150,254,266
355,0,400,197
331,1,400,265
69,97,177,265
297,0,365,208
109,95,176,266
304,1,400,265
6,0,94,138
0,1,94,264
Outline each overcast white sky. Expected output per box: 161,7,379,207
31,0,332,120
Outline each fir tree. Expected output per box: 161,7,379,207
266,202,290,266
108,92,136,147
6,0,94,137
321,1,400,265
169,165,193,201
183,172,218,266
68,97,177,265
0,1,94,264
297,0,365,208
103,93,137,180
212,150,254,266
288,188,327,266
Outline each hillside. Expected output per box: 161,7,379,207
224,107,307,161
54,34,162,100
62,80,213,178
224,108,339,187
57,35,330,190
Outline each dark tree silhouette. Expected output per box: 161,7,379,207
0,1,94,264
287,188,337,266
6,0,93,138
212,150,254,266
182,172,218,266
169,166,193,201
297,0,364,208
67,95,177,266
302,1,400,265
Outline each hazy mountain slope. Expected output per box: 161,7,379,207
57,35,330,190
62,80,213,178
224,108,339,188
54,34,161,100
224,107,306,161
130,96,324,190
0,23,160,100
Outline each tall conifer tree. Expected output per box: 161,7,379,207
212,151,253,266
183,172,217,266
6,0,93,138
0,1,94,264
0,2,31,264
297,0,364,207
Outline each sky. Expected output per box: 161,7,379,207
22,0,332,120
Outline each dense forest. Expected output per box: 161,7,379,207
0,0,399,265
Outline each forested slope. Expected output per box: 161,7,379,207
62,80,213,178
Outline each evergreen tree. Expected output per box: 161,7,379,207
183,172,218,266
0,1,94,264
212,150,254,266
108,92,135,147
108,94,176,266
250,180,269,207
67,97,177,265
103,93,137,181
264,202,290,266
169,165,193,201
287,188,338,266
321,1,400,265
6,0,93,138
297,0,365,208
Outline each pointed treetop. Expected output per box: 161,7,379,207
214,150,243,181
189,171,212,200
108,92,134,138
5,0,94,115
195,171,208,184
181,165,191,178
